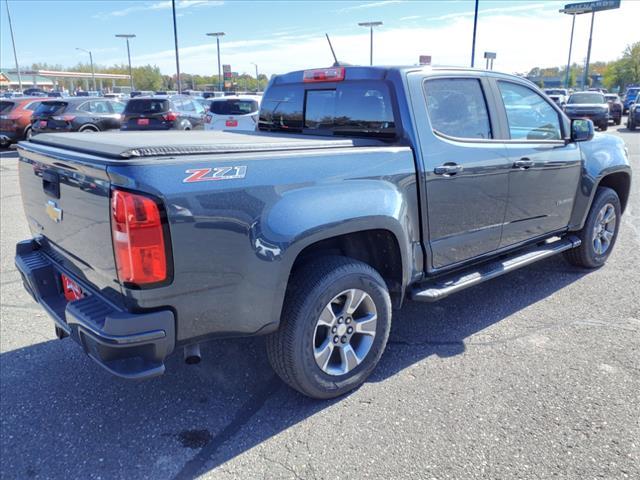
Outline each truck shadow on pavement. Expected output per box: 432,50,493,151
0,256,588,480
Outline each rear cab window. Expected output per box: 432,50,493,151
259,78,396,139
125,99,169,114
0,101,15,115
34,102,67,116
211,99,259,115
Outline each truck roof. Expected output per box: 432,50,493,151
26,130,386,159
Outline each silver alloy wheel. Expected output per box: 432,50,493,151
313,288,377,376
592,203,616,255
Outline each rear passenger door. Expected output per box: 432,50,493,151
493,80,582,246
412,74,512,270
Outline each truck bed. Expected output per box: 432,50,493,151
28,130,387,159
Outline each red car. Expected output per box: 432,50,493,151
0,96,52,147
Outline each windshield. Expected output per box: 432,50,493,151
259,81,396,138
210,99,259,115
124,99,169,114
0,101,15,115
34,101,68,116
568,93,605,104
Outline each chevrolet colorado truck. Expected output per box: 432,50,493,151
15,66,631,399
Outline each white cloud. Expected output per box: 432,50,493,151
337,1,405,14
97,0,222,18
399,15,421,21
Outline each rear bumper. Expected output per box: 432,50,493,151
15,239,175,380
565,112,609,124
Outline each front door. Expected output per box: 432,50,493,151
494,80,582,247
417,76,512,269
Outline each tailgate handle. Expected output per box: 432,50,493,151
42,171,60,199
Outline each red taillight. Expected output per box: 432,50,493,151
163,111,178,122
111,189,167,286
303,67,345,83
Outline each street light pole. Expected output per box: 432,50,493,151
251,62,259,91
171,0,182,93
358,21,383,66
5,0,22,91
563,14,576,88
206,32,225,92
471,0,479,67
115,34,136,91
76,47,96,91
583,10,595,88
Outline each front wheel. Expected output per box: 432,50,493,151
564,187,621,269
266,256,392,399
600,122,608,131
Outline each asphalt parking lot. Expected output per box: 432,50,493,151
1,123,638,480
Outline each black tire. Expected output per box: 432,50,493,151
24,126,33,141
629,120,636,131
600,122,608,131
564,187,621,269
266,256,392,399
615,117,622,126
79,125,99,133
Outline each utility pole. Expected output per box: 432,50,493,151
251,62,259,91
5,0,22,90
171,0,182,93
76,48,96,91
583,10,595,88
115,34,136,91
206,32,225,92
563,14,576,88
358,21,383,66
471,0,479,67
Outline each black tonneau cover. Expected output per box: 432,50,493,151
27,130,384,159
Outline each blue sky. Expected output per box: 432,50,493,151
1,0,638,77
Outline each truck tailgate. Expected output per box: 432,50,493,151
17,142,123,306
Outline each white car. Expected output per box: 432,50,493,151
204,95,261,132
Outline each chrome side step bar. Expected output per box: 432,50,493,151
411,236,581,302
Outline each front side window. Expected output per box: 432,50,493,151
110,102,125,113
424,78,492,139
498,81,561,141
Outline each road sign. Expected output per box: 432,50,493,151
484,52,496,59
222,64,231,73
419,55,431,65
224,72,232,79
560,0,620,14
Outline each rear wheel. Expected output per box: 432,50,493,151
266,256,392,399
24,126,33,141
599,122,608,131
564,187,621,269
79,125,99,133
614,116,622,126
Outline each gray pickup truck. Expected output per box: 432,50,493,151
15,66,631,399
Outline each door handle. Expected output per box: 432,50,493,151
513,158,534,169
434,164,463,176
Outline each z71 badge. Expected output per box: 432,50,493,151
183,166,247,183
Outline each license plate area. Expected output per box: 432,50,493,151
137,118,149,126
61,273,84,302
225,119,238,127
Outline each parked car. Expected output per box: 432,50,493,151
121,95,205,131
202,91,224,99
548,94,567,109
48,91,68,98
130,90,154,98
627,102,639,130
2,91,24,98
544,88,568,97
31,97,125,135
622,87,639,113
14,66,630,399
23,88,48,96
195,97,214,110
604,94,623,125
0,96,52,146
204,95,261,131
564,91,610,131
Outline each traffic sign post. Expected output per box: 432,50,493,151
419,55,432,66
484,51,496,70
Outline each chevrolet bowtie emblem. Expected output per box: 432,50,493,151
46,200,62,223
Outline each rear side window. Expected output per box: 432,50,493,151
498,81,561,141
211,99,259,115
0,101,15,114
25,102,42,111
125,99,169,114
259,81,396,138
424,78,492,139
34,102,67,116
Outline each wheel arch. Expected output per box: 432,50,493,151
597,171,631,214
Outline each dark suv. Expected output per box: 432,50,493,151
121,95,205,131
564,91,610,131
31,97,125,135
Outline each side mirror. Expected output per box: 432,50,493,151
571,118,594,142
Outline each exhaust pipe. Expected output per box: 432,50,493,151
184,344,201,365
